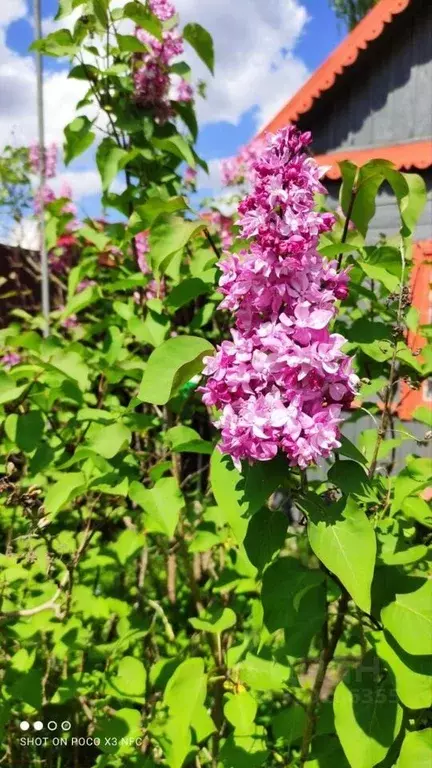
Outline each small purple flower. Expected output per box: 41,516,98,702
1,352,21,370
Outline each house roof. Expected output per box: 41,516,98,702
259,0,413,135
315,140,432,179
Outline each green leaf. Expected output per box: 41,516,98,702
300,494,376,613
95,708,142,755
92,0,109,27
149,216,205,276
45,472,87,516
398,172,427,238
401,496,432,529
106,657,147,699
381,580,432,655
153,135,196,168
334,651,403,768
224,691,257,734
64,116,95,165
189,606,236,634
134,195,188,228
412,405,432,427
138,335,213,405
116,33,149,52
397,728,432,768
4,410,44,453
272,705,306,747
358,246,402,292
0,373,28,404
244,507,287,572
80,224,110,251
210,451,287,543
164,425,213,454
166,277,211,310
371,630,432,710
338,434,367,466
111,529,146,567
164,657,206,725
31,29,77,57
96,138,127,191
129,478,183,538
261,556,325,635
327,460,375,501
87,422,131,459
238,653,293,693
62,285,100,318
123,2,163,39
183,23,214,74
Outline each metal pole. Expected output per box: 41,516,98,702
33,0,50,336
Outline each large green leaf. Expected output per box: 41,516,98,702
334,651,403,768
371,631,432,710
5,410,44,453
183,23,214,74
153,135,196,168
262,557,326,651
244,507,287,572
129,478,184,538
238,653,293,693
149,216,205,276
224,691,257,734
96,138,128,191
381,580,432,655
87,422,131,459
106,656,147,699
300,494,376,613
64,116,95,165
210,450,287,543
45,472,87,516
397,728,432,768
138,335,213,405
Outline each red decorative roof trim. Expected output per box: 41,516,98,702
259,0,412,136
315,141,432,179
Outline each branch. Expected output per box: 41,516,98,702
146,598,175,642
0,571,69,624
299,591,349,766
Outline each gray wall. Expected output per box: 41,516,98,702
302,0,432,154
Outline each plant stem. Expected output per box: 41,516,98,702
368,240,406,478
299,591,348,766
337,186,357,269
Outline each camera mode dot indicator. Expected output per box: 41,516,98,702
19,722,30,731
34,721,44,731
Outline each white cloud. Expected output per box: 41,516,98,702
176,0,309,129
0,0,310,204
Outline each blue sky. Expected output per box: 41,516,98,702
2,0,345,225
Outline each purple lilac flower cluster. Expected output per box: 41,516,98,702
201,126,358,470
133,1,192,122
29,142,57,179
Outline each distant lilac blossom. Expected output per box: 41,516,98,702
29,142,57,179
201,126,358,470
0,352,21,370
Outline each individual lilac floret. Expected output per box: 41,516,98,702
201,125,358,470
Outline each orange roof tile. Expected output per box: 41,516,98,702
259,0,412,136
315,141,432,179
